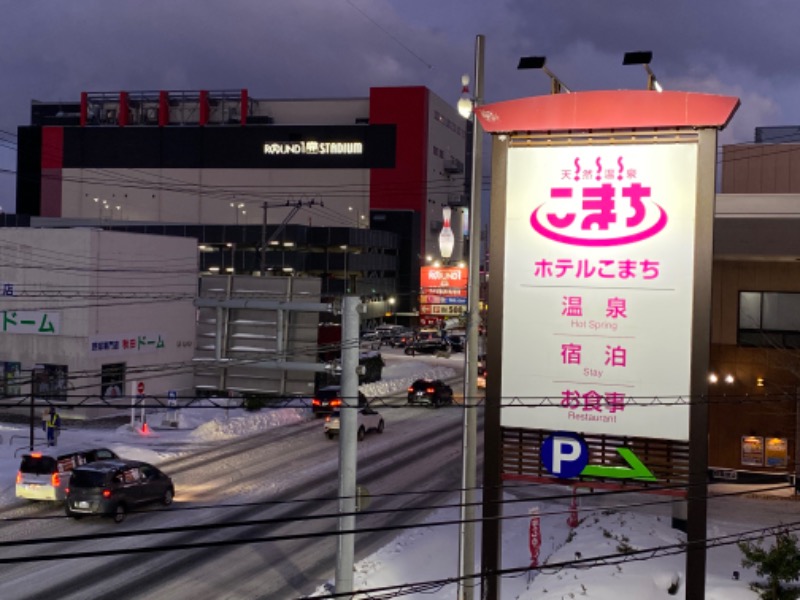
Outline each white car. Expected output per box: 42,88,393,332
324,406,385,441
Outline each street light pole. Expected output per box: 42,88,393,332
457,33,484,600
341,245,349,293
261,201,268,275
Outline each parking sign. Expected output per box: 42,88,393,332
541,432,589,479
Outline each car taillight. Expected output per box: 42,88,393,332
51,472,61,487
407,386,414,393
426,387,435,394
331,399,342,407
312,398,321,406
102,489,112,498
30,452,42,458
16,471,21,484
65,488,70,494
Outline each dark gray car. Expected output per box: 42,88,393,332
65,459,174,523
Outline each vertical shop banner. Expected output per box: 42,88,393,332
528,507,541,567
419,266,468,316
501,144,698,441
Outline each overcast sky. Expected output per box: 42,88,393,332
0,1,794,211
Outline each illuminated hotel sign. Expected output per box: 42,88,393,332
501,143,698,441
263,141,364,156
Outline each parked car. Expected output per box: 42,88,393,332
65,459,174,523
312,385,367,417
360,331,381,351
407,379,454,407
323,405,385,440
375,324,405,344
387,329,415,348
16,446,120,502
446,334,465,353
404,337,451,355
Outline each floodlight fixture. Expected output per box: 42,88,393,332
517,55,571,94
623,51,663,92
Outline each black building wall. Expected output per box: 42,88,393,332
370,209,419,314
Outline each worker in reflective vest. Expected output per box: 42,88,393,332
42,407,61,446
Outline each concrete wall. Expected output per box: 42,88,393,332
60,168,370,228
250,97,369,125
425,92,468,261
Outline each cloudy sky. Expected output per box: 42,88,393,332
0,1,793,210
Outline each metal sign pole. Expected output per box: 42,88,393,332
335,295,360,595
458,32,484,600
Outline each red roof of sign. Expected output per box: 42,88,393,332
475,90,740,133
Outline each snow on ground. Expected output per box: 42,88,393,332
0,351,786,598
311,487,772,599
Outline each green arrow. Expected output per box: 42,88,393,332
580,447,657,482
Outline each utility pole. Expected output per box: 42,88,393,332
335,295,361,596
796,386,800,496
29,368,36,451
458,33,484,600
260,202,268,276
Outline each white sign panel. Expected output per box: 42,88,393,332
501,143,697,441
89,333,166,355
1,310,60,335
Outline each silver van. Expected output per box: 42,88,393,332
16,446,119,501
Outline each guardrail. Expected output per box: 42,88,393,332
10,434,47,457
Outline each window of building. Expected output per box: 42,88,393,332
2,362,21,397
738,291,800,348
32,364,69,401
101,363,126,399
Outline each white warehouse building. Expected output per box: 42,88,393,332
0,228,197,419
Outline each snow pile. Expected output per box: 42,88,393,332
189,407,309,441
360,366,456,398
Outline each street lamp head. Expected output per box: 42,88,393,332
622,51,652,66
517,55,571,94
623,51,663,92
517,56,546,70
